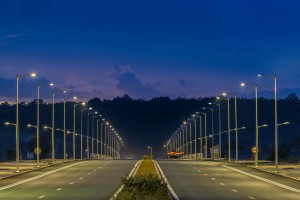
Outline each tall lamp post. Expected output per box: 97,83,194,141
92,114,102,157
217,94,231,161
184,121,192,158
80,107,92,160
87,111,98,159
73,102,86,160
36,82,54,167
197,112,207,158
192,114,202,158
15,73,36,172
189,118,197,159
43,126,55,163
203,107,214,159
209,102,221,159
63,92,77,161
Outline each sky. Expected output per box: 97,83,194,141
1,0,300,102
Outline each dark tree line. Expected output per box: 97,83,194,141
0,93,299,161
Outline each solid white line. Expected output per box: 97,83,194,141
38,196,45,198
222,165,300,193
56,188,62,191
0,161,86,191
154,161,180,200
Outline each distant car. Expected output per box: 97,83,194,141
167,149,184,159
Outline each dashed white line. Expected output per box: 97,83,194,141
38,196,45,199
94,170,97,172
56,188,62,191
211,178,216,180
69,182,74,185
222,165,300,193
79,177,83,180
248,197,255,199
0,162,86,191
87,173,91,175
204,174,207,176
220,183,225,186
232,189,238,192
198,170,201,172
99,167,102,169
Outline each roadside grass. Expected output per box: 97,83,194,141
115,157,171,200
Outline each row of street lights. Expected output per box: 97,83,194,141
4,72,124,173
166,74,290,172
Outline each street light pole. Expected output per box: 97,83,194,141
203,108,214,159
81,107,92,160
209,102,221,159
197,112,207,158
51,92,55,163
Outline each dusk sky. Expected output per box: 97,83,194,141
1,0,300,101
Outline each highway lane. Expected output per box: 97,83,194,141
158,160,300,200
0,160,137,200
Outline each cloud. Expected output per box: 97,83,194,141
178,79,186,86
1,33,32,39
111,64,161,99
0,76,55,102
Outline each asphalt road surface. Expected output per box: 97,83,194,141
158,160,300,200
0,160,137,200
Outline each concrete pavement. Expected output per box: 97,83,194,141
0,160,137,200
157,160,300,200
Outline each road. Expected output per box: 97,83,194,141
158,160,300,200
0,160,137,200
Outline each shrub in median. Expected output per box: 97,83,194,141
116,173,170,200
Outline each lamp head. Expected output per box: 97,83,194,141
222,92,227,96
49,83,54,87
4,122,10,125
30,73,37,77
240,82,246,87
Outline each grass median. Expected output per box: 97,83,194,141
116,156,171,200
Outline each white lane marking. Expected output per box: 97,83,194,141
220,183,225,186
38,196,45,199
79,177,83,180
69,182,74,185
94,170,97,172
211,178,216,180
87,173,91,175
56,188,62,191
0,162,86,191
204,174,207,176
248,197,255,199
222,165,300,193
198,170,201,172
99,167,102,169
232,189,238,192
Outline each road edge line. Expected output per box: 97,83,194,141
110,160,142,200
154,160,180,200
221,165,300,193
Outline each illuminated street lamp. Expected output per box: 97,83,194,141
203,107,214,159
80,107,92,160
63,92,77,161
217,94,231,161
73,102,86,160
36,82,54,167
196,112,207,158
15,72,36,172
241,82,259,166
209,102,221,159
92,114,102,157
87,111,98,159
192,114,203,158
